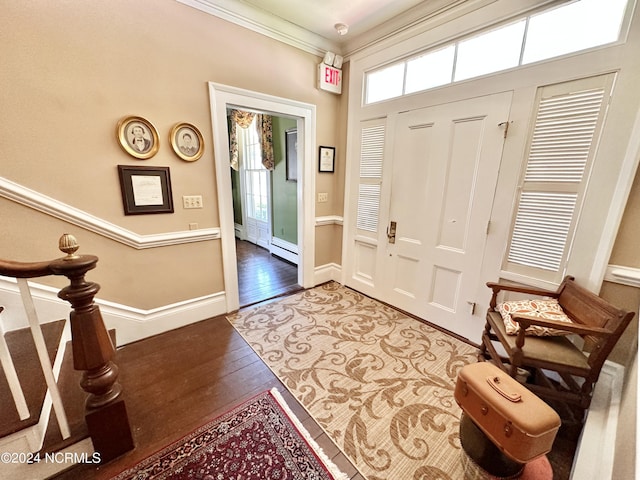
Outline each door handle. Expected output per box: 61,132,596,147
387,221,397,244
467,301,476,315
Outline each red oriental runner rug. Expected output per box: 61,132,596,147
110,389,350,480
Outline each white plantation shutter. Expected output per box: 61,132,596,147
356,124,385,232
357,184,381,232
505,75,613,280
360,125,385,178
508,192,578,271
524,89,605,183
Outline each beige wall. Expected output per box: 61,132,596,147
1,0,638,313
609,166,640,270
600,167,640,368
0,0,343,309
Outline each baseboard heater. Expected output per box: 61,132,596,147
270,237,298,265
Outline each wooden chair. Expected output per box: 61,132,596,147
479,275,634,418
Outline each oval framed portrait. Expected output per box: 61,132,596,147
116,116,159,160
170,122,204,162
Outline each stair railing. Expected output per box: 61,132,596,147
0,234,133,462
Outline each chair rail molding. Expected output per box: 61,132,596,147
315,215,343,226
0,177,220,248
604,265,640,288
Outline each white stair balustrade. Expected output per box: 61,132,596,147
16,278,71,441
0,306,31,421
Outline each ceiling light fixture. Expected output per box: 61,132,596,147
334,23,349,36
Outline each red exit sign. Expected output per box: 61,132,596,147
318,63,342,94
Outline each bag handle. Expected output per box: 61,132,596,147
486,375,522,403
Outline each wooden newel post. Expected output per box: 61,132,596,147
50,234,134,462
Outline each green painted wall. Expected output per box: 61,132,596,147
271,116,298,245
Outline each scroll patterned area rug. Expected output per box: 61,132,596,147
111,388,349,480
227,282,478,480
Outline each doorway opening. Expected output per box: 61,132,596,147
229,110,302,306
208,83,317,313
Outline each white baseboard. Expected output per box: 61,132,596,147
97,293,227,346
0,276,227,346
0,261,343,348
314,262,342,285
570,361,624,480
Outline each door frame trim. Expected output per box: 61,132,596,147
208,82,316,312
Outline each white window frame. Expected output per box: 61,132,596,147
239,118,270,224
363,0,632,106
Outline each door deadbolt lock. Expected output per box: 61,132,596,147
387,221,397,244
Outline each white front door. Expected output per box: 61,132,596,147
346,92,512,339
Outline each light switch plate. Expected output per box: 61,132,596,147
183,195,203,209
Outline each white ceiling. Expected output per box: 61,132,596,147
239,0,428,40
178,0,472,56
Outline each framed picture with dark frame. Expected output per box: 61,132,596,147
117,165,174,215
285,128,298,181
318,146,335,173
116,115,159,160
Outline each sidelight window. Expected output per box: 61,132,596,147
356,123,385,233
503,73,615,282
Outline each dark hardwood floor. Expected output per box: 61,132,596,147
51,316,363,480
236,239,301,306
48,244,348,479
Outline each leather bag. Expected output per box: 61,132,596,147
455,362,561,463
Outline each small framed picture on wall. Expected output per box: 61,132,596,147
285,128,298,181
170,122,205,162
117,165,174,215
116,115,159,160
318,146,335,173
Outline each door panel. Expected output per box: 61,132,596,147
437,116,486,251
348,92,512,339
353,238,377,287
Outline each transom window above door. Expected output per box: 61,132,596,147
364,0,630,105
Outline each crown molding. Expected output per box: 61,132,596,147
341,0,477,57
176,0,568,61
0,177,220,249
177,0,340,56
176,0,504,60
